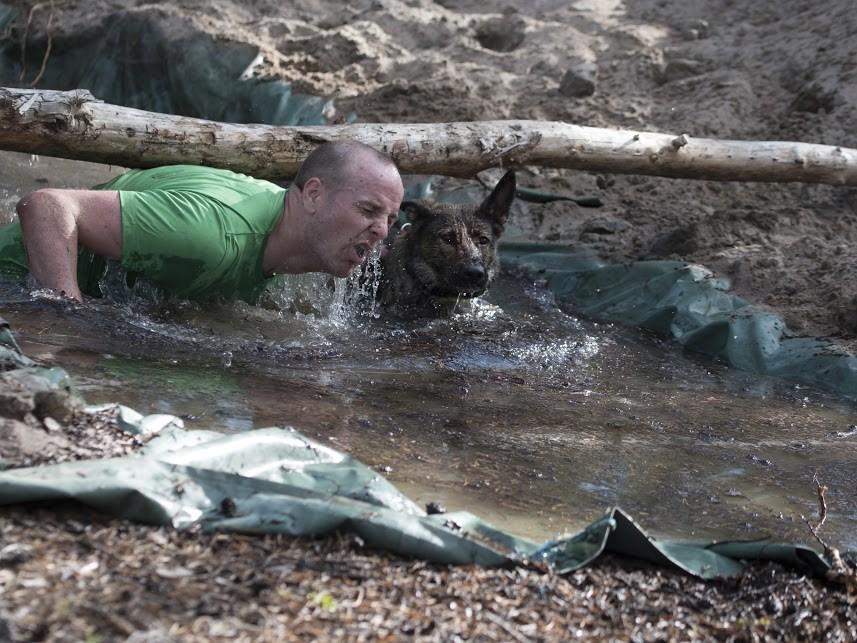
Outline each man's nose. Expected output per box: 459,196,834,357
370,218,390,240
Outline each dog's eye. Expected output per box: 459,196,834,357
477,235,490,245
442,232,457,244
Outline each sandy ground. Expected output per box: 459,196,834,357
2,0,857,639
6,0,857,346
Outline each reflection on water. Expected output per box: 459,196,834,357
2,152,856,548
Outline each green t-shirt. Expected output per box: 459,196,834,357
0,165,286,302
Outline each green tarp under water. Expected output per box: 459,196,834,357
0,322,839,581
500,243,857,401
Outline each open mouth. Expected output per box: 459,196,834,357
353,243,371,261
430,287,487,299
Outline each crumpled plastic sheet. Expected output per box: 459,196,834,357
0,3,14,32
0,5,332,128
0,414,832,580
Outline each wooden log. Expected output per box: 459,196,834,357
2,86,857,185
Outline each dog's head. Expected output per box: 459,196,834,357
386,170,516,302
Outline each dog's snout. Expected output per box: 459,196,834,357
461,262,486,284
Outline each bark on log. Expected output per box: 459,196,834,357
2,87,857,185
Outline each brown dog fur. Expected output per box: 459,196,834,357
374,170,516,314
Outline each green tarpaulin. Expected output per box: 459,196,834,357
499,243,857,401
0,6,331,127
0,412,833,580
0,4,14,32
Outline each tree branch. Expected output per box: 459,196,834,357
2,87,857,185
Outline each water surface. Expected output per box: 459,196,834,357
2,152,855,548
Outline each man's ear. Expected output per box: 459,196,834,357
300,177,325,214
478,170,516,232
399,200,435,224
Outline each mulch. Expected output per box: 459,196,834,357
1,502,855,642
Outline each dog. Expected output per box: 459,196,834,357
371,170,516,314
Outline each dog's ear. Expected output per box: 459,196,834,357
477,170,516,233
399,200,435,224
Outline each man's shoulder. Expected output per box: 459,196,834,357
98,165,285,196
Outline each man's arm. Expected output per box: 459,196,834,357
15,189,122,300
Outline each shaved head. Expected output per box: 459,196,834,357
279,140,404,278
293,140,399,190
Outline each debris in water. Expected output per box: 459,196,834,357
219,497,238,517
828,425,857,439
426,501,446,515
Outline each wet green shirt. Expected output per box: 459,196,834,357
0,165,287,302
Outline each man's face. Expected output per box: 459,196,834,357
306,160,404,278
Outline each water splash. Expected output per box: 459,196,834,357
0,189,17,223
330,249,384,324
511,336,600,370
264,272,341,320
97,261,164,307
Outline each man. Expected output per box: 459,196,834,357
0,140,404,302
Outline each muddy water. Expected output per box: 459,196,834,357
2,153,856,548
